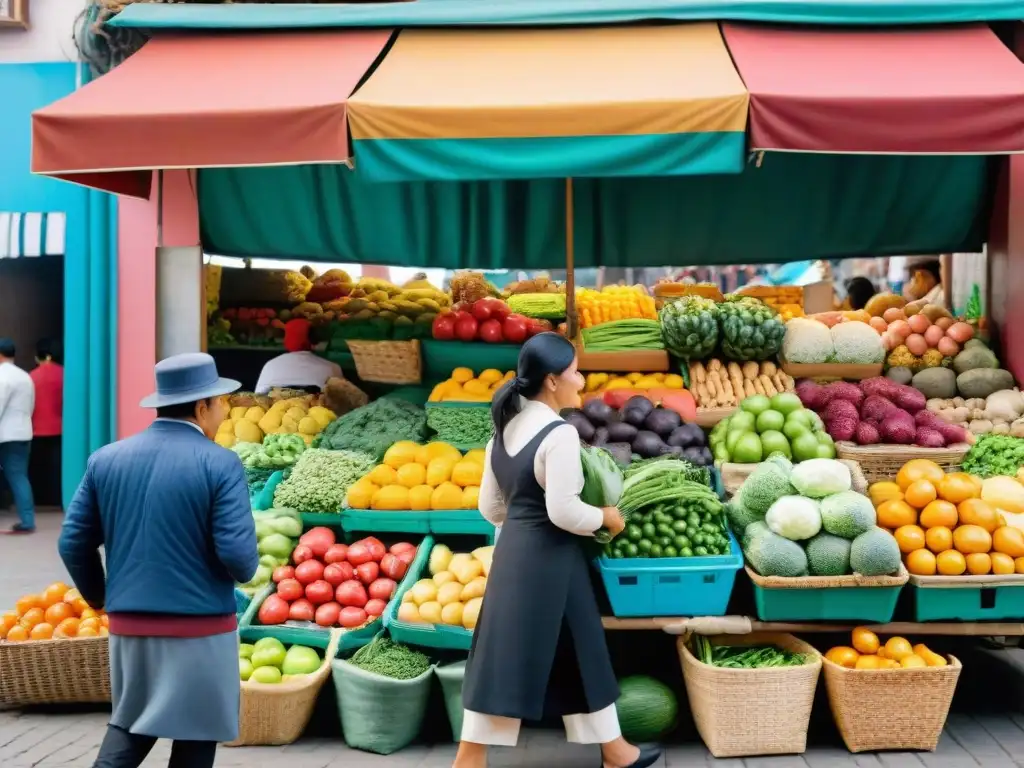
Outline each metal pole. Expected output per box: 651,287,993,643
565,178,577,340
156,169,164,248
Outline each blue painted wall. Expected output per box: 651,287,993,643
0,62,117,506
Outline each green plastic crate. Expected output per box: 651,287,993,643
299,512,345,531
910,577,1024,621
429,510,495,537
751,579,903,622
421,340,520,381
343,509,432,534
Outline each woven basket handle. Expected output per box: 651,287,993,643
661,615,753,637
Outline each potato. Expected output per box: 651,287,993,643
969,419,993,434
994,423,1011,435
742,361,759,379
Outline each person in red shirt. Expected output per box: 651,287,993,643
29,339,63,508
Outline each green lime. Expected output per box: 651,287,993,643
756,409,785,433
760,430,791,458
792,432,820,462
733,432,763,463
769,392,803,415
740,394,771,416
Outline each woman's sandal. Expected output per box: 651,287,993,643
602,744,662,768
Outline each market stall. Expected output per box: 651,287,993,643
12,0,1024,758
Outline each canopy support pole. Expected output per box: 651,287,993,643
565,177,577,341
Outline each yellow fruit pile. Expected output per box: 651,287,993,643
583,371,685,394
869,459,1024,577
577,286,657,329
345,442,486,511
826,628,948,670
323,277,450,327
1,583,108,642
396,544,492,630
429,368,515,403
216,399,336,448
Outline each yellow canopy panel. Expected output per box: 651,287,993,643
347,24,749,182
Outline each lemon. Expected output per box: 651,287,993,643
418,601,443,624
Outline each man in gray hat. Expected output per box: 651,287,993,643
59,353,259,768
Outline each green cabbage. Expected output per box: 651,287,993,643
580,443,624,509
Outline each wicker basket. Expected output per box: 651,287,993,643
0,636,110,706
346,340,422,385
720,459,867,497
835,442,970,484
823,654,961,752
228,629,342,747
746,564,909,591
678,632,821,757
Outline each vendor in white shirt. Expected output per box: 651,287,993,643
0,337,36,534
254,319,341,395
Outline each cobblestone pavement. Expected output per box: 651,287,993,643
4,512,1024,767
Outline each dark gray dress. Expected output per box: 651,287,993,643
462,422,619,720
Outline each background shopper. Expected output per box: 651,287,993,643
29,338,63,508
0,337,35,534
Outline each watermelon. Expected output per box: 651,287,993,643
615,675,678,742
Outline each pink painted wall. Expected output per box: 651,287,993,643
116,170,200,438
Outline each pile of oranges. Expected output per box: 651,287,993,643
825,627,948,671
868,459,1024,577
0,582,108,643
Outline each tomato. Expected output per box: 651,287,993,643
339,606,369,629
364,599,387,618
323,563,349,587
470,300,494,323
335,580,368,608
389,542,416,556
258,594,289,625
272,566,295,583
394,548,416,566
479,319,504,344
502,314,529,344
368,578,398,601
361,537,387,561
346,542,373,566
314,601,341,628
379,553,408,581
291,545,314,565
288,599,315,622
432,313,457,341
276,578,304,603
299,527,336,559
304,580,334,606
294,560,325,586
455,314,479,342
487,299,511,321
323,544,349,564
355,562,380,585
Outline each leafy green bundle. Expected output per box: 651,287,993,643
316,397,428,460
350,636,431,680
691,636,806,668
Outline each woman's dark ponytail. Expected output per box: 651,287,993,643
491,332,576,440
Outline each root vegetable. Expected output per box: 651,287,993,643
697,383,710,405
691,362,706,384
953,397,967,408
1012,419,1024,438
753,378,767,396
761,361,778,377
708,359,722,372
759,375,778,397
969,420,994,434
744,380,757,397
706,375,719,400
994,423,1011,435
742,361,759,379
772,373,787,393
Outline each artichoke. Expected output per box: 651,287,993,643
719,296,786,362
660,297,719,361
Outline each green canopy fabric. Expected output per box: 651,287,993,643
198,153,991,269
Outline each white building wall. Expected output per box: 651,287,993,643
0,0,83,63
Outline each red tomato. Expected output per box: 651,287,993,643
339,606,368,629
368,578,398,601
257,594,289,625
323,544,349,564
355,562,380,585
294,560,325,586
298,527,336,559
364,599,387,618
479,319,504,344
323,563,350,586
305,580,334,606
272,566,295,584
288,598,315,622
361,537,387,561
487,299,511,321
432,313,457,341
276,578,304,603
502,314,529,344
470,300,494,323
379,553,408,581
291,545,314,565
314,601,341,628
335,580,368,608
455,314,479,342
346,542,373,566
389,542,416,556
394,548,416,566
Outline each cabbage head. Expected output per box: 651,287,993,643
789,459,852,499
765,495,822,541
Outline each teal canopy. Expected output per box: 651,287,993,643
198,153,991,269
108,0,1024,29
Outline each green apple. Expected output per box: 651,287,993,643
254,637,285,653
281,645,321,676
238,643,255,660
239,658,254,682
251,666,283,684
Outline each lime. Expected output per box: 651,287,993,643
783,420,810,441
769,392,803,415
755,409,785,434
785,409,813,429
740,394,771,416
733,432,763,463
760,430,791,458
816,440,837,459
725,429,746,455
730,410,756,433
792,432,820,462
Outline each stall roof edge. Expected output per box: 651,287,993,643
106,0,1024,30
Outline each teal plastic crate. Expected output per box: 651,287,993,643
750,567,907,622
429,510,495,536
343,509,432,534
421,340,520,381
299,512,345,531
910,575,1024,621
254,470,286,511
597,532,742,618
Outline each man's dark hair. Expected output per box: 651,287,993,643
845,277,876,311
36,338,63,364
910,260,941,283
0,338,15,359
156,401,200,420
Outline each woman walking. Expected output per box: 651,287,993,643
454,333,660,768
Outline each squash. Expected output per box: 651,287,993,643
408,484,434,511
992,525,1024,558
478,369,503,384
451,460,483,488
991,551,1016,575
913,644,948,668
431,481,463,510
851,627,880,655
371,485,411,511
383,441,420,470
422,442,463,466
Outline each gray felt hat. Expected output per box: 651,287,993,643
140,353,240,408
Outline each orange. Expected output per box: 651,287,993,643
14,595,42,617
966,552,992,575
851,627,880,655
99,626,109,637
78,617,101,634
19,607,44,629
825,647,859,668
958,499,1000,532
100,614,109,627
953,524,993,554
904,480,937,509
876,499,918,529
913,644,949,668
991,552,1016,575
44,602,74,626
937,473,980,504
62,588,82,604
905,549,937,576
919,500,958,529
40,583,69,608
993,526,1024,558
79,608,99,620
29,622,54,641
883,637,914,661
901,654,928,669
937,550,967,576
897,459,945,491
4,625,28,642
53,617,79,638
868,481,904,506
76,626,99,638
0,612,17,635
894,525,926,554
1015,556,1024,575
855,655,884,670
925,526,954,554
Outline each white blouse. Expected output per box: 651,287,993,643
478,399,604,536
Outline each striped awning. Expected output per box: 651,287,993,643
0,213,66,259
